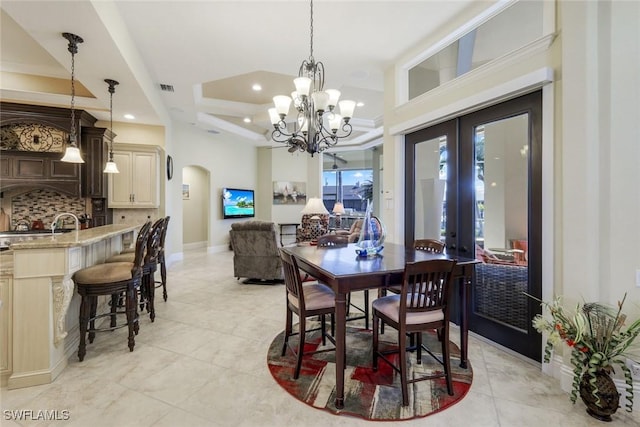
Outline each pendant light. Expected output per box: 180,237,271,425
103,79,120,174
61,32,85,163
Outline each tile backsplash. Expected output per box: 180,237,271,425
8,189,88,229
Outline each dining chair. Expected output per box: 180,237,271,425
413,238,446,253
372,259,457,406
279,249,336,379
316,233,370,329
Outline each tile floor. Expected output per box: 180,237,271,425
2,249,640,427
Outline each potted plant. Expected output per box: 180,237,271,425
529,293,640,421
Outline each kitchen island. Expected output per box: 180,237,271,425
1,224,138,389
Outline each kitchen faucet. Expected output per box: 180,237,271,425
51,213,79,235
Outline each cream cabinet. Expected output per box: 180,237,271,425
108,146,159,208
1,275,12,386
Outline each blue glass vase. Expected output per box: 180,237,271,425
355,201,385,257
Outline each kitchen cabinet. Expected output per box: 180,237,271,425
0,151,81,197
0,274,12,386
108,146,159,208
81,127,113,198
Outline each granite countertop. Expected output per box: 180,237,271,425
9,224,140,250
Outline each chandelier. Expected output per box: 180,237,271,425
103,79,120,174
60,32,85,163
268,0,356,157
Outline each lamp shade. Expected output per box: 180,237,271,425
301,197,329,215
332,202,345,214
273,95,292,116
103,160,119,174
61,146,84,163
325,89,341,108
268,108,280,125
338,100,356,119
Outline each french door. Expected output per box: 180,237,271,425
405,91,542,361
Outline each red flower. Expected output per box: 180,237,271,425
566,339,575,347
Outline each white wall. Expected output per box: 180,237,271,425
167,122,257,254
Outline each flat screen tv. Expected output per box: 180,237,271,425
222,188,255,219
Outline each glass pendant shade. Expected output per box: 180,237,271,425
325,89,341,108
338,100,356,119
311,91,329,112
273,95,292,117
268,108,280,125
103,160,119,173
328,114,343,132
61,146,84,163
294,77,312,96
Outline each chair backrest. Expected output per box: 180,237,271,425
279,249,305,312
230,220,280,253
132,221,152,277
413,238,445,254
317,233,348,247
400,259,457,320
159,216,170,253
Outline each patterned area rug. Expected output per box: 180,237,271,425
267,324,473,421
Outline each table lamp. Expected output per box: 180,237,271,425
332,201,345,228
301,198,329,239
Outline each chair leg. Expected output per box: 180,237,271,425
147,273,156,322
160,257,168,301
416,332,422,364
78,295,90,361
110,294,118,328
372,314,379,370
399,328,409,406
442,326,453,395
321,314,327,346
125,287,136,352
294,316,306,379
88,296,97,343
364,290,370,329
282,306,293,356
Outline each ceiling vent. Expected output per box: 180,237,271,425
159,83,174,92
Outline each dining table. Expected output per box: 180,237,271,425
281,242,478,409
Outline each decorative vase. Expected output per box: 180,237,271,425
355,200,385,257
579,368,620,422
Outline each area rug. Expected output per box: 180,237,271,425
267,325,473,421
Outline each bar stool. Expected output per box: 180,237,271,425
73,222,151,361
106,217,164,322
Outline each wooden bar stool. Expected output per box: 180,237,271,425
72,222,151,361
106,218,164,321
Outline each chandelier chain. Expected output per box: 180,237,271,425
309,0,314,59
69,49,76,144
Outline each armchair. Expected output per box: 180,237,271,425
229,221,283,284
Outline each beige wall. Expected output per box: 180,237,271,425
182,165,209,245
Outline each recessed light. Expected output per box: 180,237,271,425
356,102,365,107
243,117,251,123
124,114,135,120
252,84,262,91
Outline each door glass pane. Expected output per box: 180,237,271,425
474,114,529,331
414,136,447,241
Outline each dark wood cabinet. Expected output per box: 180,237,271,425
0,151,81,196
81,127,113,198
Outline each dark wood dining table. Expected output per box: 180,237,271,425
281,242,478,409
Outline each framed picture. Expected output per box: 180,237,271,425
273,181,307,205
182,184,190,200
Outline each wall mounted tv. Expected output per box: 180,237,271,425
222,188,255,219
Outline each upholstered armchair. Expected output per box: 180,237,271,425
229,221,283,284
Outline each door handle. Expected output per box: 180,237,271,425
449,244,457,250
460,246,468,253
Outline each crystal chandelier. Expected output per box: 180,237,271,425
103,79,120,174
268,0,356,157
60,32,85,163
